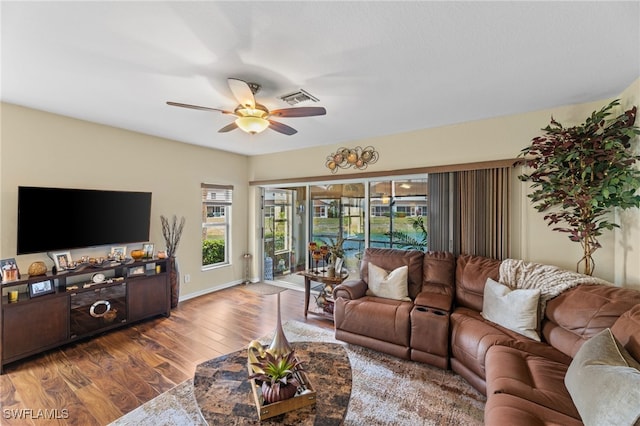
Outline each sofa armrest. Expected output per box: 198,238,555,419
414,286,453,312
333,279,368,300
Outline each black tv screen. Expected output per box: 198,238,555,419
17,186,152,255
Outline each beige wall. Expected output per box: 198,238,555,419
1,103,250,299
2,78,638,298
250,78,640,287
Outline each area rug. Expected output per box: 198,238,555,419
243,281,287,295
110,321,485,426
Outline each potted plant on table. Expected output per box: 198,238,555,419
322,235,345,277
249,350,305,404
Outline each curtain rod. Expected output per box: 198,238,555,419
249,158,519,186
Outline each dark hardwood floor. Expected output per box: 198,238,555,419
0,285,333,425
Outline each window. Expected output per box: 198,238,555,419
313,205,328,218
369,178,428,250
202,183,232,268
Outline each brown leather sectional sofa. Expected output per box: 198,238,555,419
334,248,640,425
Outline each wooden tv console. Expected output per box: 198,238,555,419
0,258,171,373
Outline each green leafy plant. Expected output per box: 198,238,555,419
518,99,640,275
249,350,305,404
202,239,225,265
322,235,345,263
385,216,428,250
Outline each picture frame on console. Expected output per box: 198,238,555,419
110,246,127,259
142,243,154,259
1,258,20,282
52,251,72,271
29,279,55,298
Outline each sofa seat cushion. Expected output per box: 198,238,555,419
334,296,412,347
485,393,583,426
486,345,579,419
451,308,572,381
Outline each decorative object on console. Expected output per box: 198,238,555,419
130,249,145,261
91,273,106,284
29,279,54,298
325,146,379,173
1,258,20,282
518,99,640,275
129,265,145,276
109,246,127,261
51,251,72,272
27,261,46,277
142,243,154,259
161,214,186,308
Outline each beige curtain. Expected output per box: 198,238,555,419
427,173,452,252
454,168,510,259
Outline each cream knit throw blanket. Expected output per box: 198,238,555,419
499,258,612,316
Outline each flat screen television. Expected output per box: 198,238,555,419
17,186,152,255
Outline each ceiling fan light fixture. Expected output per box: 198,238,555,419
235,116,269,134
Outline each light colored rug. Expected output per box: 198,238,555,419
110,321,485,425
243,282,287,296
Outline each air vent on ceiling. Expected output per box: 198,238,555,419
278,89,319,105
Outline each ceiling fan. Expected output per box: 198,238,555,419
167,78,326,135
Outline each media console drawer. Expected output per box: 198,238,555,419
70,283,127,339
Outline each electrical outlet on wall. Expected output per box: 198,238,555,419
184,274,191,283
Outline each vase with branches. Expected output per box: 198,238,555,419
161,215,186,307
518,99,640,275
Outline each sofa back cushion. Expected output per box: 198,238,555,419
455,254,501,311
612,304,640,362
414,251,456,310
360,248,424,299
543,284,640,358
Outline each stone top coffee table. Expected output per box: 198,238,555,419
194,341,352,425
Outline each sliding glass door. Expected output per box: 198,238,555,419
310,183,365,274
259,176,428,287
262,187,307,284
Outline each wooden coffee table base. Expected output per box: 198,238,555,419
193,342,352,425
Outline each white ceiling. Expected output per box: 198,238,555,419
2,1,639,156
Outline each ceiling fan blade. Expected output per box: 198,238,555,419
218,122,238,133
228,78,255,109
270,107,327,118
268,120,297,136
166,101,232,114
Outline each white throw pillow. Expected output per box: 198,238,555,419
481,278,541,341
565,328,640,426
366,263,411,301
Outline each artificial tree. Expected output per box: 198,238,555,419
518,99,640,275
